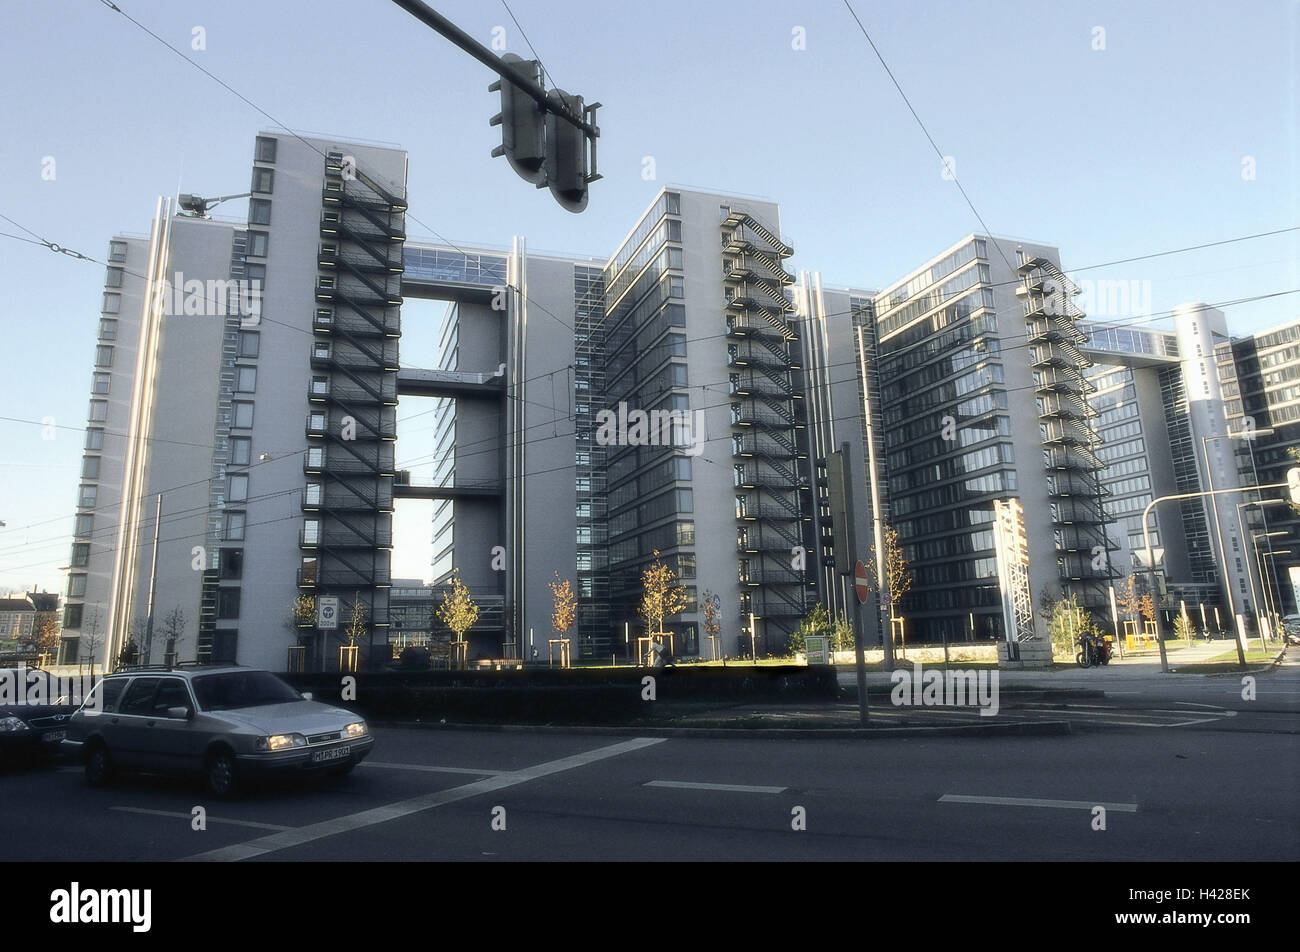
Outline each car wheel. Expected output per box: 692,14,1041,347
204,748,239,798
85,742,115,787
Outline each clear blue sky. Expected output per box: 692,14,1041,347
1,0,1296,594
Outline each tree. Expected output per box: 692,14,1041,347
788,602,831,655
548,573,577,640
344,592,367,647
1044,592,1102,659
868,522,912,617
161,606,187,665
80,606,104,681
437,571,480,645
700,589,721,655
1174,613,1195,643
831,615,855,652
1139,592,1156,624
639,550,686,637
286,594,316,632
1116,575,1142,629
34,616,59,663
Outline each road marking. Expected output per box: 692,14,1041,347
111,806,291,831
940,794,1138,812
645,780,787,794
362,761,505,776
179,737,667,862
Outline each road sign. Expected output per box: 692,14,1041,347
317,596,339,630
805,635,829,664
854,560,870,604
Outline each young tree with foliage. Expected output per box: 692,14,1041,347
549,573,577,639
700,589,722,655
1044,592,1102,659
788,602,834,655
437,571,480,644
35,616,60,663
1174,613,1195,643
345,592,367,647
639,550,687,636
1116,575,1142,628
868,522,912,617
1139,592,1156,624
287,594,316,631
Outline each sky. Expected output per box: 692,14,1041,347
0,0,1296,594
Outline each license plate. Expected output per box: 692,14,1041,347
311,746,350,764
43,730,67,743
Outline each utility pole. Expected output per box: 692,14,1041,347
143,493,162,666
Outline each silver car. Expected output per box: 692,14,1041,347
65,665,373,797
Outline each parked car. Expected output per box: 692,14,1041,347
0,667,79,769
64,665,373,797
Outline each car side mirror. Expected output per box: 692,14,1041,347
166,706,193,720
301,692,313,701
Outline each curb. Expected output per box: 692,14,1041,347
371,719,1073,740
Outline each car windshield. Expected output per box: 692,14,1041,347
190,671,305,711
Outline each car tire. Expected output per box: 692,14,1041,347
204,748,239,799
85,742,115,788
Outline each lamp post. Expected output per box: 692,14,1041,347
1142,476,1295,672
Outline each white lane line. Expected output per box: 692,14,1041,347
362,761,505,776
1164,716,1237,727
179,737,667,862
940,794,1138,813
111,806,291,831
645,780,787,794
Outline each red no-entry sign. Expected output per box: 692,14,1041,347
855,560,870,604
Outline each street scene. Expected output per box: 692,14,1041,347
0,0,1296,922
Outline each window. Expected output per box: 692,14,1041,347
108,240,127,262
74,514,93,538
99,318,117,340
245,263,266,285
300,556,318,584
63,604,83,629
308,412,326,432
255,136,277,163
237,330,259,358
81,456,101,479
227,473,248,502
95,345,114,367
249,199,271,225
232,401,254,429
154,679,192,715
71,543,90,567
105,267,124,288
235,366,257,392
67,575,86,597
311,376,329,396
217,588,241,618
85,428,104,450
223,512,246,541
246,231,269,258
92,372,111,395
102,293,120,313
307,447,325,469
304,483,323,507
220,548,244,579
119,678,162,716
78,485,97,508
302,519,320,544
229,437,251,466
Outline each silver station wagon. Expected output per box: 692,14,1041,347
65,665,373,797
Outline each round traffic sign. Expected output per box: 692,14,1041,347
854,560,870,604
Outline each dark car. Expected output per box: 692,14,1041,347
0,667,80,769
65,665,373,797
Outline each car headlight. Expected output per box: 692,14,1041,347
0,716,31,733
344,722,368,738
256,733,307,751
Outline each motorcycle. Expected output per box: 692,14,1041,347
1076,631,1113,668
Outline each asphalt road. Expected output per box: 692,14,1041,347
3,681,1295,862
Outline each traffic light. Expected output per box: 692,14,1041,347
1288,467,1300,504
544,88,591,213
489,53,546,186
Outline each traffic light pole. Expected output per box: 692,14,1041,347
389,0,597,137
840,442,869,725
